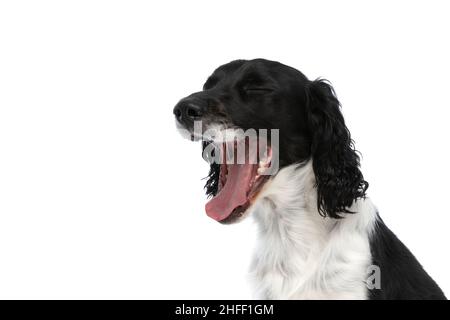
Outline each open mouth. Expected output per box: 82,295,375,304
205,138,272,223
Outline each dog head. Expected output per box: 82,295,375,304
174,58,368,223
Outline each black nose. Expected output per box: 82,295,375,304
173,100,204,123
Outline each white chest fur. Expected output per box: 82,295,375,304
249,161,378,300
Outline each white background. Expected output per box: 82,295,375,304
0,1,449,299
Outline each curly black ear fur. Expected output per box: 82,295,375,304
202,141,220,197
307,79,368,218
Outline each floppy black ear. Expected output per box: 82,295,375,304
307,79,368,218
202,141,220,197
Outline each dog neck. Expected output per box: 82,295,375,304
249,161,377,299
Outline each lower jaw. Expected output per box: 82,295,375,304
219,204,250,224
218,175,271,224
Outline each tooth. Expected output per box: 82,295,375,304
257,167,266,175
259,160,269,168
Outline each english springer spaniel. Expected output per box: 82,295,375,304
173,58,446,300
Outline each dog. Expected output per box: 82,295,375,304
173,58,446,299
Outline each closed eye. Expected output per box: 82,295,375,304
244,87,274,94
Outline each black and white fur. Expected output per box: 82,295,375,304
173,58,446,300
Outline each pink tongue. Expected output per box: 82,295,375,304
205,163,256,221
